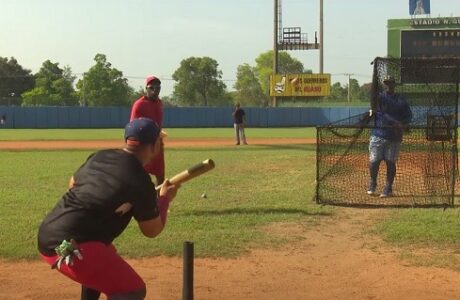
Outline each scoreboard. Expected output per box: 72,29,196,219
400,29,460,83
401,29,460,58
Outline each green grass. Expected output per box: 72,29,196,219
4,128,460,269
0,127,317,140
0,143,332,260
372,208,460,270
373,209,460,247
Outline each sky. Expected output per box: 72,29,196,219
1,0,459,97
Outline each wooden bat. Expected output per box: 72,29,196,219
155,159,215,191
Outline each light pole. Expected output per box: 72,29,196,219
344,73,354,103
273,0,279,107
319,0,323,74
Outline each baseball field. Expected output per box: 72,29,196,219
1,127,460,299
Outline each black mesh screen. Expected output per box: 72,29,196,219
316,57,459,206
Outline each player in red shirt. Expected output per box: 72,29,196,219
130,75,165,185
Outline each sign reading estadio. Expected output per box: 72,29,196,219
269,73,331,97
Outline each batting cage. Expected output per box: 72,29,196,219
316,57,460,207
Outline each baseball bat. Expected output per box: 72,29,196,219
155,159,215,191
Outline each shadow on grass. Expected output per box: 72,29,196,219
317,203,453,209
176,207,333,217
317,193,456,209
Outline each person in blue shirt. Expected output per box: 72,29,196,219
232,103,248,145
367,76,412,198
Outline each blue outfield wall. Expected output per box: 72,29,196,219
0,106,371,129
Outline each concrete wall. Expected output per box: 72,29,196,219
0,106,369,129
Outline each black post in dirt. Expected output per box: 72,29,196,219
182,241,194,300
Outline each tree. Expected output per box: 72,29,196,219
346,78,361,102
234,50,311,107
233,64,267,107
0,57,34,105
359,82,372,102
76,54,132,106
22,60,78,106
327,82,347,101
129,86,145,106
160,95,178,107
172,56,228,106
255,50,308,99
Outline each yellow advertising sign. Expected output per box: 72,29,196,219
269,73,331,97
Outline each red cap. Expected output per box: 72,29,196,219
145,75,161,86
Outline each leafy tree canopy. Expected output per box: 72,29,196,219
234,50,311,107
22,60,78,106
327,82,347,101
255,50,309,97
76,54,133,106
0,56,34,105
172,56,228,106
233,63,267,107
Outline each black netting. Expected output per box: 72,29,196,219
316,57,459,207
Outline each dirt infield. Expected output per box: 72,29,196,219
2,208,460,300
1,138,460,299
0,137,315,150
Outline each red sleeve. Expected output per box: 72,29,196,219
130,99,143,121
155,100,164,126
